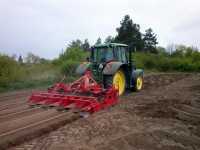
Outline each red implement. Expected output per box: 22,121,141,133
28,71,118,113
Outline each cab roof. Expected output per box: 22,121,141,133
93,43,128,48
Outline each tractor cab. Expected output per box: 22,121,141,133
91,43,128,64
76,43,144,95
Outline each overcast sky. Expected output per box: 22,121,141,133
0,0,199,59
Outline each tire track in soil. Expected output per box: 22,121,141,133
0,93,30,102
0,107,45,122
0,111,80,150
0,97,27,106
0,88,81,150
0,101,27,112
0,109,60,134
0,105,29,116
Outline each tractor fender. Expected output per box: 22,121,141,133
103,62,124,75
76,62,91,75
132,69,144,80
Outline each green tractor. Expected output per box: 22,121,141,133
76,43,144,96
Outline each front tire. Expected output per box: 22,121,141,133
133,76,143,91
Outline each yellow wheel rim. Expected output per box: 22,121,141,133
113,70,125,96
136,77,143,90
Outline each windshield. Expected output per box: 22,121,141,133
92,47,114,63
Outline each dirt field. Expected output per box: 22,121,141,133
0,73,200,150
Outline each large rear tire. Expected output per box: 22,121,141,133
104,70,126,96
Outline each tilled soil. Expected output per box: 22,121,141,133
0,90,78,150
2,73,200,150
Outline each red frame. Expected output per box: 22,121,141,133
29,71,118,113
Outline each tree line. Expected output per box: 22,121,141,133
67,15,158,53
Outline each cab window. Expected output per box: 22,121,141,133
114,47,127,63
92,47,114,62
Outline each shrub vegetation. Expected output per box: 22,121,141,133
0,44,199,92
0,54,58,92
53,47,89,76
133,46,200,72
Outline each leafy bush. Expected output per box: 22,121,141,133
54,47,89,64
0,55,23,86
54,47,89,76
61,60,79,76
133,51,200,72
0,54,59,92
